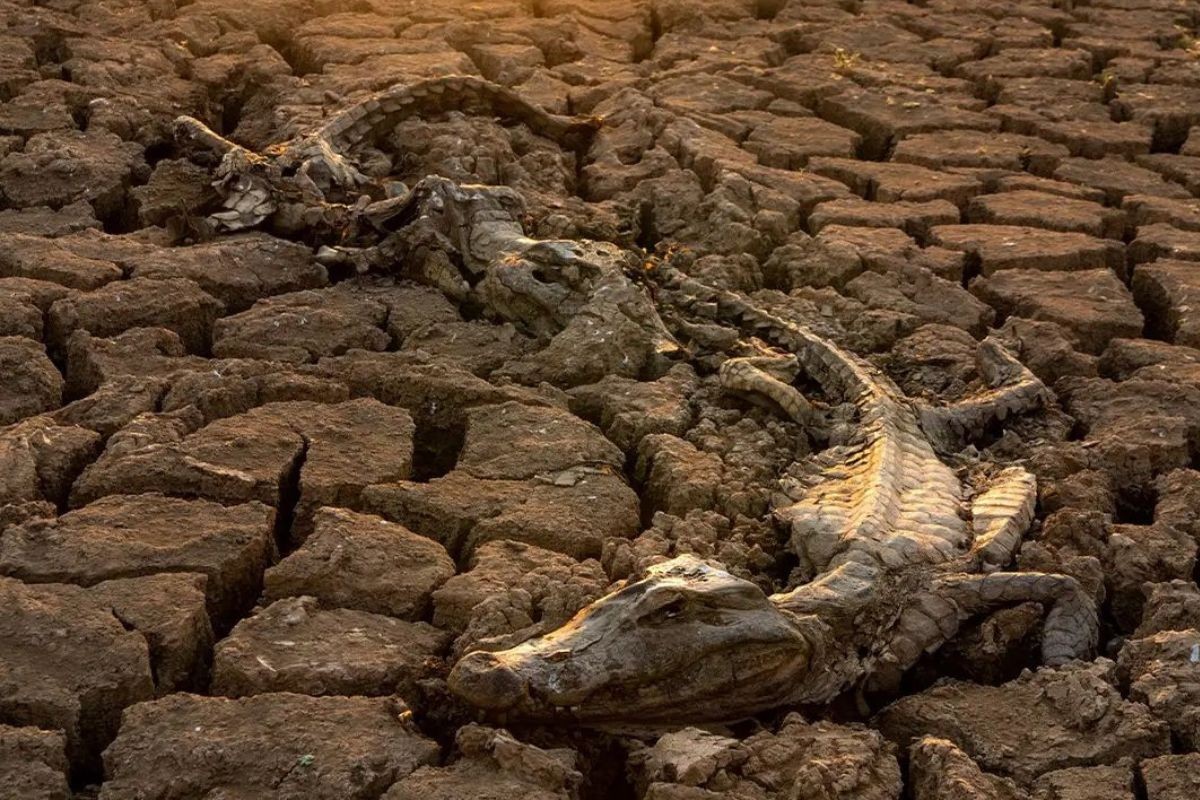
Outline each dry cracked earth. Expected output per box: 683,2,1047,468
5,0,1200,798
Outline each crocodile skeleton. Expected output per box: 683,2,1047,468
178,76,1100,726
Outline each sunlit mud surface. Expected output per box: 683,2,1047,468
2,0,1200,798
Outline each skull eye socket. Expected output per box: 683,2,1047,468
640,596,688,626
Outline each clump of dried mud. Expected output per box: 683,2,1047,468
2,1,1200,799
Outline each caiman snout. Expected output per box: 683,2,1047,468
449,556,827,724
449,651,529,711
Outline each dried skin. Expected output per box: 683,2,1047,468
173,72,1099,726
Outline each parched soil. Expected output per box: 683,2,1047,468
2,0,1200,799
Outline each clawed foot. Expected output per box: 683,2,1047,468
315,244,379,274
867,569,1098,694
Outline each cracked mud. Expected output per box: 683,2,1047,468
2,0,1200,799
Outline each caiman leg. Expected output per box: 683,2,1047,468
174,116,252,160
918,337,1051,454
869,570,1098,692
719,352,814,426
174,116,305,231
967,466,1037,572
946,572,1098,665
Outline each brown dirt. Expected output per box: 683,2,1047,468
0,0,1199,798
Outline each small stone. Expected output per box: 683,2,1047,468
875,661,1169,784
0,724,70,800
385,724,581,800
970,269,1142,355
1141,753,1200,800
932,225,1124,276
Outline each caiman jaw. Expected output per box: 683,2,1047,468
448,555,820,724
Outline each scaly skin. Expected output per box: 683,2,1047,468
292,75,598,173
448,268,1098,724
179,77,1097,726
916,338,1054,454
175,75,600,233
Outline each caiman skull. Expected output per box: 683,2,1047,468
264,134,370,200
449,556,829,724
